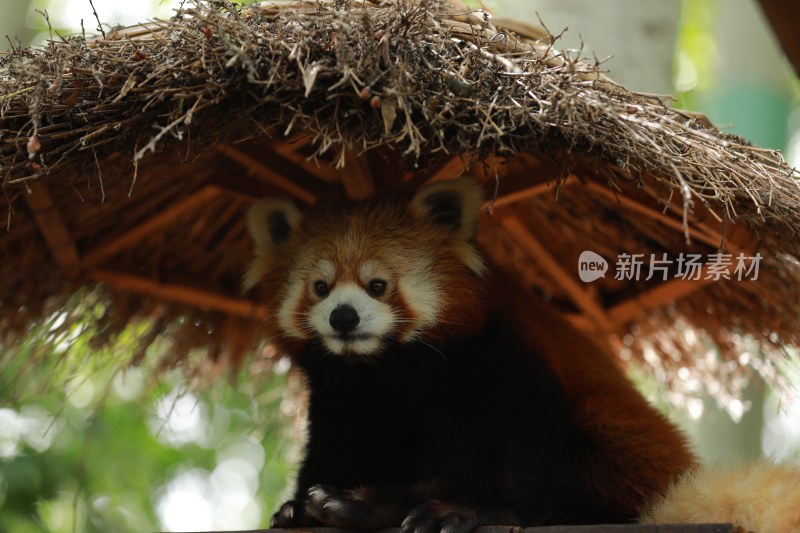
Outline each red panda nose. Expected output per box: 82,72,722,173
329,304,360,334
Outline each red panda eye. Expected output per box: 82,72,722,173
314,281,330,297
367,279,387,297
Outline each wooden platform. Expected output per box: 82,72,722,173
183,525,734,533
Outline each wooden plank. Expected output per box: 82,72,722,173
211,178,263,203
519,526,733,532
426,156,467,183
606,255,751,328
90,269,268,320
501,216,611,331
271,136,341,184
216,144,317,204
722,219,761,256
342,152,376,200
262,145,341,199
423,157,571,207
608,277,713,327
486,175,754,254
23,182,81,276
182,524,733,533
758,0,800,76
488,176,577,209
582,181,725,251
564,313,595,332
638,182,752,254
82,185,220,269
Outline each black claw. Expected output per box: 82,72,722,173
401,507,438,533
440,514,477,533
271,500,301,528
402,501,485,533
305,484,369,527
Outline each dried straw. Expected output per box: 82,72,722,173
0,0,798,399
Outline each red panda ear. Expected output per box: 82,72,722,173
243,198,303,290
410,176,484,242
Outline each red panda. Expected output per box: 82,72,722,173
245,177,800,532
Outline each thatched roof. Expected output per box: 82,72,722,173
1,0,799,403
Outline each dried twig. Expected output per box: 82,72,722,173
0,0,798,398
88,0,107,40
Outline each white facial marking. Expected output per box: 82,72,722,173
308,283,394,355
456,243,487,277
277,279,307,339
397,271,441,340
359,260,379,284
315,260,336,281
243,255,268,292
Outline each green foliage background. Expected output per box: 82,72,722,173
1,303,294,532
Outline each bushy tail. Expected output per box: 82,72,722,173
641,460,800,533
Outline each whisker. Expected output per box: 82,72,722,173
420,340,449,363
389,317,466,327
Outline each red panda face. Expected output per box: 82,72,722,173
245,177,487,357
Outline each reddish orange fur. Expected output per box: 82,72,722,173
251,181,800,531
253,194,487,353
478,274,696,514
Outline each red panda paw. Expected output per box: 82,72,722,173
401,501,478,533
270,499,315,528
306,484,407,528
401,501,519,533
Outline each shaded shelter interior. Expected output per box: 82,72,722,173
0,0,798,396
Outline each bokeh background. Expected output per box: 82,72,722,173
1,1,799,532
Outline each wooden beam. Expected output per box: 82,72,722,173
271,136,341,183
607,257,750,328
477,231,549,291
490,174,751,254
487,176,577,209
90,269,269,320
210,178,260,203
82,185,221,269
582,181,726,251
342,153,376,200
608,278,712,328
23,182,81,276
216,144,317,204
426,156,466,183
501,216,611,331
564,313,595,332
758,0,800,77
241,522,732,532
724,220,761,255
639,181,755,253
